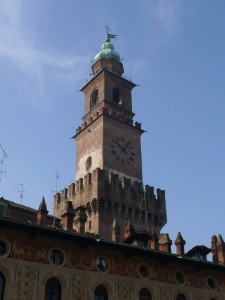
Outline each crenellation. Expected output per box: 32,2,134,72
145,185,155,201
121,176,128,189
61,188,68,202
77,178,83,191
157,188,165,202
135,121,141,129
54,192,61,204
133,180,141,193
68,183,76,197
54,168,167,237
87,173,92,184
108,171,115,184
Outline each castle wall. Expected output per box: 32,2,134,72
54,168,167,240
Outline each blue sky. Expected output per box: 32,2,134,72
0,0,225,253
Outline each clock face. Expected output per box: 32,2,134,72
110,136,135,164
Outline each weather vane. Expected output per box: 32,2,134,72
104,24,117,41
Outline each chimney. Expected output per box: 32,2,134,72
37,197,48,225
61,201,74,231
112,219,120,242
149,230,159,250
124,221,135,240
211,235,218,263
174,232,186,256
217,234,225,264
74,206,87,234
159,233,172,253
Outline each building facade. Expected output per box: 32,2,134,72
0,34,225,300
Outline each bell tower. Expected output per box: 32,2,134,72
54,34,167,241
75,34,143,183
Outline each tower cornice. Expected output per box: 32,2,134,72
80,68,136,92
72,108,145,139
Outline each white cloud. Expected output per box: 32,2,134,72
153,0,184,38
0,0,88,102
142,0,185,52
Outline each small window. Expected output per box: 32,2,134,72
45,278,61,300
113,88,122,104
175,271,186,285
86,156,92,170
139,288,152,300
96,257,108,272
94,285,108,300
139,265,150,278
0,238,9,257
0,273,5,300
91,89,99,109
208,277,218,290
0,241,7,256
49,249,65,266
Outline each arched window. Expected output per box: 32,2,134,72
139,288,152,300
94,285,108,300
112,88,122,104
91,89,99,109
45,278,61,300
176,294,186,300
0,273,5,300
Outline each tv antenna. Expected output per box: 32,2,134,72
50,171,60,227
51,171,60,195
139,184,149,232
14,183,25,204
0,144,8,183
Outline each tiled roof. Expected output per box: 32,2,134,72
0,216,225,273
0,197,36,213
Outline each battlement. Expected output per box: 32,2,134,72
53,168,167,236
54,169,164,203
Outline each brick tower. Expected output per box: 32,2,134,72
54,34,167,241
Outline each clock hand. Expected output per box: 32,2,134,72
112,139,123,151
122,141,130,152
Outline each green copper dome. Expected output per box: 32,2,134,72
94,37,121,62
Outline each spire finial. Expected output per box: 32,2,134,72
104,24,117,42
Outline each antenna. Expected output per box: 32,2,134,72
139,184,149,232
0,144,8,183
55,171,59,194
14,183,25,204
19,183,25,204
51,171,60,227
